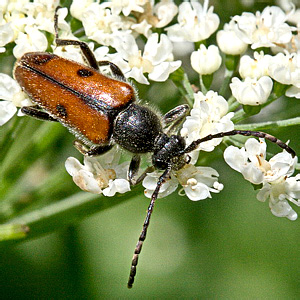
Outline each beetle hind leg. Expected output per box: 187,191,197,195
54,7,99,70
54,7,126,80
98,61,126,82
73,140,113,156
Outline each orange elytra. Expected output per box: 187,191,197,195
14,52,135,145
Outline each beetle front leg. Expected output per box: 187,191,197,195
128,155,154,186
21,106,58,122
74,140,113,156
163,104,190,125
163,104,190,135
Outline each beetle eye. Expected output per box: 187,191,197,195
152,158,168,170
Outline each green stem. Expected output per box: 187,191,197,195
232,92,279,123
228,95,240,112
234,117,300,131
199,75,208,94
0,116,24,165
0,166,71,220
170,69,194,106
0,120,64,197
182,73,194,106
219,69,234,97
2,186,143,245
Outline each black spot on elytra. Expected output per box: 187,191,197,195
77,68,93,77
56,104,68,118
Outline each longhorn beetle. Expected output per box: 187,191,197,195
13,7,296,288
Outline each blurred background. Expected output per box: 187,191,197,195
1,0,300,299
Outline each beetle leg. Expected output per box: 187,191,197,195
73,140,113,156
54,8,126,79
163,104,190,135
21,106,58,122
128,155,155,186
54,7,99,70
128,155,141,185
163,104,190,125
56,39,99,70
98,61,126,82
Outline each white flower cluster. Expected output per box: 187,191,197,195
224,138,300,220
0,0,299,221
181,91,234,163
65,147,130,197
0,0,192,125
215,6,300,105
143,164,224,201
0,0,223,202
144,90,231,201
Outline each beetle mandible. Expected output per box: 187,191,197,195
13,7,296,288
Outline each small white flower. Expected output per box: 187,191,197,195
181,91,234,163
232,6,295,49
177,165,223,201
216,20,248,55
131,19,152,37
143,164,223,201
0,74,29,126
70,0,94,21
13,25,48,58
22,1,60,34
286,86,300,99
166,0,219,42
0,22,14,49
0,101,17,126
239,52,272,79
224,138,296,184
191,44,222,75
107,0,148,17
65,148,130,196
80,2,132,47
230,76,273,106
153,0,178,28
108,33,181,84
6,0,30,13
268,52,300,88
224,138,300,220
143,171,178,199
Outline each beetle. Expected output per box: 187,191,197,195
13,7,296,288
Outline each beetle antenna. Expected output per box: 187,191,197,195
127,165,172,289
184,129,296,158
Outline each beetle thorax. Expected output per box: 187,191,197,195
113,103,163,153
